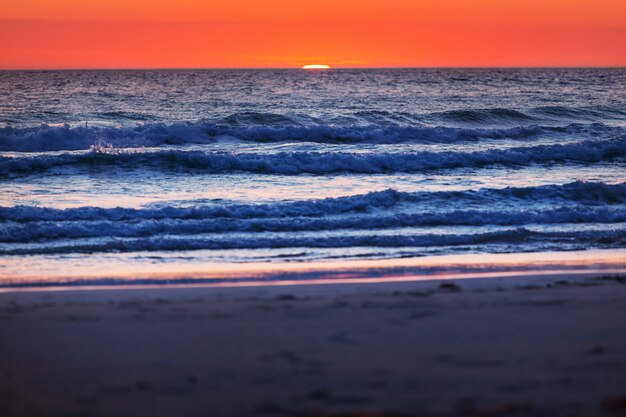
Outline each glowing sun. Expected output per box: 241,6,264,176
302,64,331,69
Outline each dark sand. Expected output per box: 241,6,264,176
1,273,626,417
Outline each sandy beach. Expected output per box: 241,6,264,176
2,272,626,417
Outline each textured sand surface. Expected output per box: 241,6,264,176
1,274,626,417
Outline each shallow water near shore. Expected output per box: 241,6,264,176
2,249,625,290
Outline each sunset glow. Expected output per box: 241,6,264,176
1,0,625,69
302,65,331,69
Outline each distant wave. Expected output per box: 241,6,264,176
0,119,622,152
435,108,536,124
2,228,624,255
1,138,624,176
529,106,626,121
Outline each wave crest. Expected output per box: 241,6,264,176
0,120,621,152
2,181,624,224
1,138,624,176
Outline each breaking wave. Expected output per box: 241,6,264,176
2,181,625,249
2,181,625,223
1,138,625,177
0,119,622,152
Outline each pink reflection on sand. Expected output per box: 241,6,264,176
1,249,625,291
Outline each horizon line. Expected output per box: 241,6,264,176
1,65,625,71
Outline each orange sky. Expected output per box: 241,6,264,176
1,0,625,69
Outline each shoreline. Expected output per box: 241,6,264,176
2,248,626,291
2,269,626,297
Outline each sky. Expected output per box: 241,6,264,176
1,0,625,69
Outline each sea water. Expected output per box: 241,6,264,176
1,68,625,287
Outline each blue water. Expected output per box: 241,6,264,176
1,69,625,286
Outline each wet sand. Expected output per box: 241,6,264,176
1,273,626,417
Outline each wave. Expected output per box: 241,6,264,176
2,182,625,247
1,228,624,255
1,138,624,177
2,181,624,224
435,108,536,124
2,207,625,243
0,119,621,152
530,106,626,121
222,108,538,127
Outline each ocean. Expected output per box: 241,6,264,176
1,68,625,287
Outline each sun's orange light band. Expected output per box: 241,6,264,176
0,0,624,69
